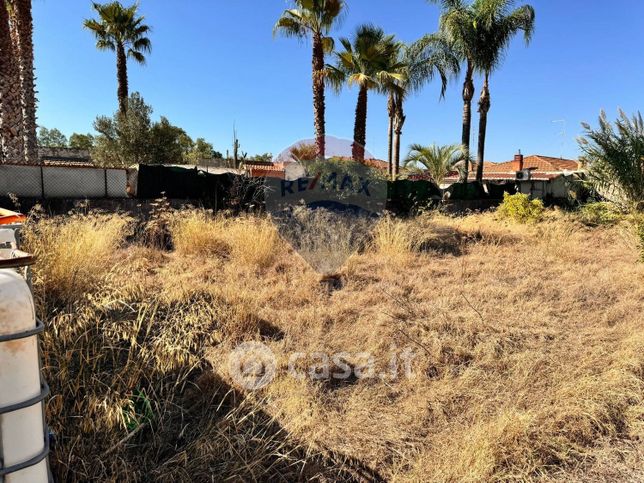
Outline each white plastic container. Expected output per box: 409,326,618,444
0,270,49,482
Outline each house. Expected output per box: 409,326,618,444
443,153,583,199
244,157,392,180
243,160,288,179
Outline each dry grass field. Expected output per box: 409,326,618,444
21,206,644,482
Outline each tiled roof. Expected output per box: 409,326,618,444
493,155,580,172
443,155,581,183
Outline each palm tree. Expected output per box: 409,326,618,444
0,0,24,162
473,0,535,183
431,0,479,181
580,110,644,209
326,25,402,162
404,143,465,185
6,0,37,163
274,0,345,160
84,2,151,115
385,33,460,179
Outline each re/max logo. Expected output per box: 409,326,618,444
280,172,371,197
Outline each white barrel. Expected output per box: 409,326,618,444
0,270,48,482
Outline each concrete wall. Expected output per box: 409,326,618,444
518,177,570,200
0,165,128,198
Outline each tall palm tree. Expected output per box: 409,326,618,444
6,0,37,163
274,0,345,160
404,143,465,185
0,0,24,162
84,1,151,115
431,0,480,182
385,33,460,179
473,0,535,183
326,25,402,162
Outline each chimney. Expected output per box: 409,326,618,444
514,150,524,171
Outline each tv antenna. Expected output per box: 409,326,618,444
552,119,567,158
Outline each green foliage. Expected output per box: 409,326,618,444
93,92,153,167
148,116,192,164
579,110,644,209
122,389,154,431
92,93,218,167
497,192,544,223
84,1,152,64
185,138,215,164
577,202,624,227
253,153,274,163
37,127,68,148
404,143,465,185
69,133,95,150
432,0,535,74
274,0,345,44
326,24,403,93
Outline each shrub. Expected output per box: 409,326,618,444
577,202,624,226
497,192,544,223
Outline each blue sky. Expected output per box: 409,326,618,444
33,0,644,162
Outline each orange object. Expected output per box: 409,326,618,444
0,208,26,225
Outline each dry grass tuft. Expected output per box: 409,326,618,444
372,215,419,260
22,212,131,303
170,210,230,256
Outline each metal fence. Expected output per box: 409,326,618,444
0,164,129,199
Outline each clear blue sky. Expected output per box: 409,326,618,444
33,0,644,162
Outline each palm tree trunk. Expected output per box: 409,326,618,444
352,85,368,162
0,1,24,163
9,0,37,164
387,92,394,178
312,32,326,160
117,42,129,115
392,95,406,179
476,72,490,184
460,60,475,182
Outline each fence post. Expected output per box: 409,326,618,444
39,166,45,199
104,169,108,198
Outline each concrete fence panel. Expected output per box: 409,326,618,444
0,164,129,198
0,165,43,197
106,169,128,198
43,167,106,198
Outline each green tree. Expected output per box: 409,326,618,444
93,92,152,167
404,143,465,185
431,0,481,181
274,0,345,159
37,127,68,147
385,33,459,178
579,111,644,209
472,0,535,183
84,2,151,115
148,116,192,164
185,137,215,164
326,25,402,162
253,153,274,163
69,133,96,150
